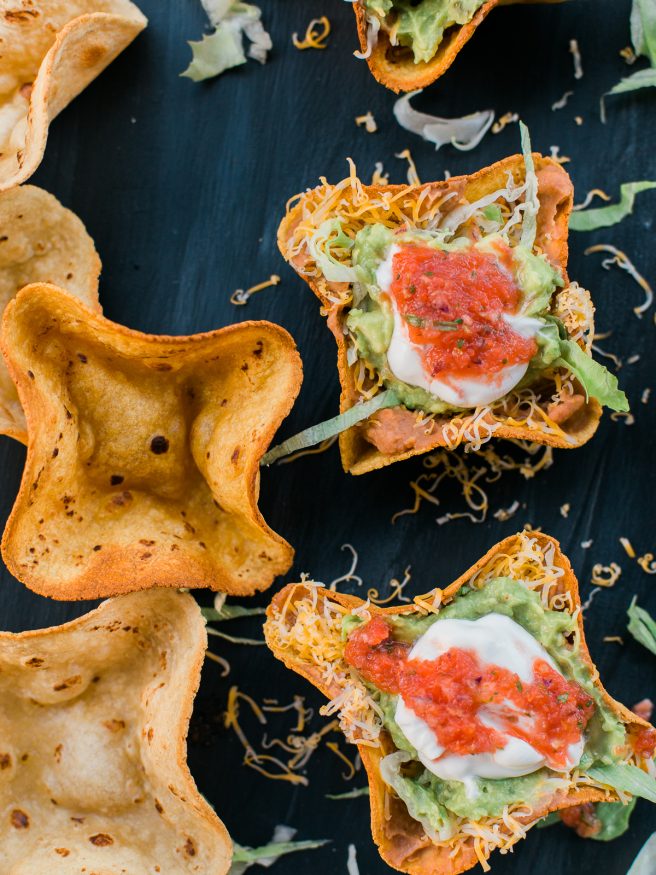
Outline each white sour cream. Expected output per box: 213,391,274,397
376,246,542,408
394,614,585,796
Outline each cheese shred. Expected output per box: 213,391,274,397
292,16,331,50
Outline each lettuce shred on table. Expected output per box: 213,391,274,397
604,0,656,115
569,181,656,231
182,1,272,82
229,825,329,874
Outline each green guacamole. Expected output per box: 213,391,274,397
343,578,627,829
346,223,563,414
363,0,487,65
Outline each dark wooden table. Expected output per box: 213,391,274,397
1,0,654,871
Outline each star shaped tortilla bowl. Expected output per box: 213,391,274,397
0,283,302,599
278,154,601,475
353,0,564,93
0,185,101,442
0,588,231,874
0,0,147,191
264,532,653,875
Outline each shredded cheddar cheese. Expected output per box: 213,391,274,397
230,274,280,306
395,149,421,185
637,553,656,575
620,537,636,559
492,112,518,134
573,188,611,211
292,16,330,50
355,112,378,133
569,38,584,79
585,244,653,318
591,563,622,588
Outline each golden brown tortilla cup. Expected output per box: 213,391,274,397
0,0,147,191
265,533,653,875
354,0,563,93
0,588,231,873
278,154,601,475
0,283,303,600
0,185,101,442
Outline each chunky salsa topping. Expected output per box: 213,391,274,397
345,615,595,771
387,243,537,380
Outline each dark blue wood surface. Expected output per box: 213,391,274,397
1,0,655,871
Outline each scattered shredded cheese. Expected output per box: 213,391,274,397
574,116,584,126
205,649,231,676
552,91,574,111
569,38,584,79
492,112,518,134
549,145,571,164
627,354,641,365
585,244,653,318
620,537,636,559
573,189,611,211
560,503,571,518
642,388,651,404
493,500,520,522
355,112,378,133
603,636,625,645
638,553,656,575
231,274,280,306
292,16,330,50
610,411,635,425
329,544,364,590
367,566,412,605
581,539,593,549
371,162,389,185
395,149,421,185
620,45,637,64
591,563,622,587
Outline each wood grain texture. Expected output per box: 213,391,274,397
0,0,654,872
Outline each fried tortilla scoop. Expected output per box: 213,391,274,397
353,0,561,93
265,532,656,875
0,284,302,599
0,589,231,874
0,0,147,191
0,185,101,442
278,152,609,475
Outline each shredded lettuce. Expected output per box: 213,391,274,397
534,318,629,412
181,2,271,82
587,764,656,804
604,0,656,116
202,604,266,622
261,389,400,466
519,121,539,251
379,751,455,841
593,798,638,841
230,826,329,874
308,220,359,283
628,833,656,875
325,786,370,799
627,597,656,656
393,90,494,152
570,181,656,231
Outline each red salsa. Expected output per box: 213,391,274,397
345,615,595,771
387,243,537,381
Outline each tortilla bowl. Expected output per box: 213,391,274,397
353,0,565,93
0,185,101,442
278,154,601,475
0,283,303,599
0,0,147,191
0,588,231,874
265,532,652,874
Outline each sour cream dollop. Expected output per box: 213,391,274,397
376,243,542,408
394,614,585,794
